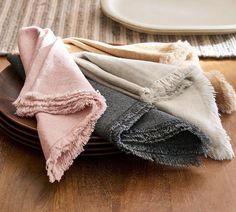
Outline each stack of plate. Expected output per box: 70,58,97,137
0,65,120,156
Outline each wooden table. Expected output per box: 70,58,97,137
0,57,236,212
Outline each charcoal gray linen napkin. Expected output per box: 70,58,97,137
89,79,210,166
7,54,211,166
7,54,26,81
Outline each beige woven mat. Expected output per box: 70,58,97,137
0,0,236,57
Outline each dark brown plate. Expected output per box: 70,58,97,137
0,119,118,151
1,119,40,145
0,127,41,150
0,127,121,156
0,114,39,138
0,126,120,152
0,113,115,147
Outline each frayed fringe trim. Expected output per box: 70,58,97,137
13,89,105,117
122,119,211,148
140,65,194,102
187,67,235,160
124,121,210,166
205,70,236,114
46,98,107,183
140,64,234,160
13,88,107,182
158,40,199,66
207,143,235,160
107,102,209,167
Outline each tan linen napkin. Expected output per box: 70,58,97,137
63,37,236,114
14,27,107,183
64,37,198,65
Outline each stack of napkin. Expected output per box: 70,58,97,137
9,27,235,183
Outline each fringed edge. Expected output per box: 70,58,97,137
122,119,211,147
206,70,236,114
158,40,199,65
107,102,210,167
119,121,210,167
141,64,234,160
140,65,194,103
46,94,107,183
13,89,104,117
189,67,235,160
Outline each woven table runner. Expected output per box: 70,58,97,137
0,0,236,57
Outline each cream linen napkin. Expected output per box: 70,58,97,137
63,38,236,114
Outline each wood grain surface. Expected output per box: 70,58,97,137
0,56,236,212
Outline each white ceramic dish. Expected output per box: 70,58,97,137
101,0,236,34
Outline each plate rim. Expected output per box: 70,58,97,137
101,0,236,34
0,116,117,147
0,127,120,154
0,113,113,144
0,114,39,138
1,127,122,156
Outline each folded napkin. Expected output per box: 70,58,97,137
90,79,211,166
73,52,234,160
64,37,198,65
13,27,107,182
6,54,212,166
64,38,236,114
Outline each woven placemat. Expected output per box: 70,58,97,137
0,0,236,57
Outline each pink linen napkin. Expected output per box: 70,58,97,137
13,26,107,182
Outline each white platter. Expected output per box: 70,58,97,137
101,0,236,34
